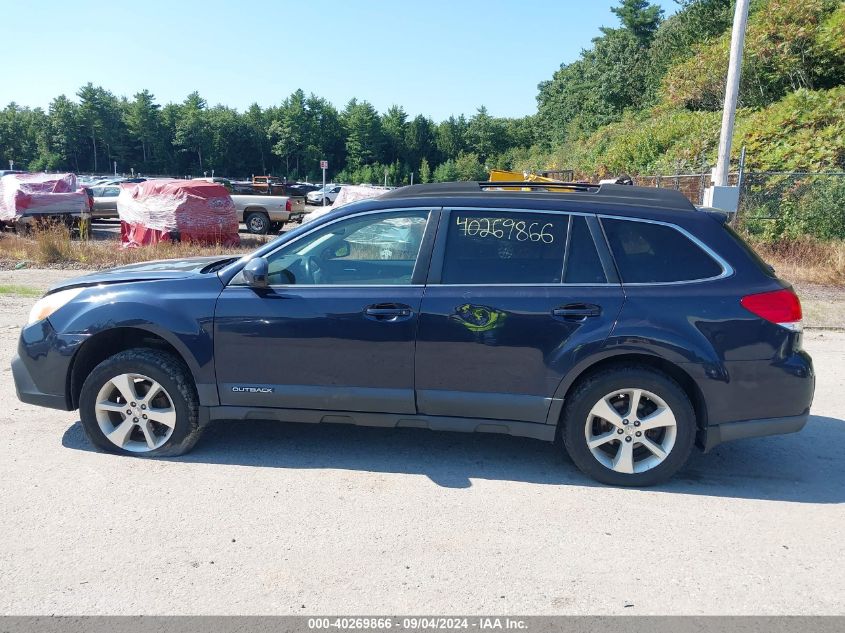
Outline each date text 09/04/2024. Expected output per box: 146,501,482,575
307,618,528,630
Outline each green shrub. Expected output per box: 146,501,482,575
742,177,845,240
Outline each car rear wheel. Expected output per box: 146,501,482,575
79,349,202,457
245,211,270,234
561,366,695,486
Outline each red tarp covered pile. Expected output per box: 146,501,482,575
0,173,87,222
117,179,239,247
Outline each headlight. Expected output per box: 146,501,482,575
27,287,85,325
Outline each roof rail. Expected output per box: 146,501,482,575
377,181,696,211
479,180,598,192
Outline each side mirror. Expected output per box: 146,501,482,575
243,257,269,288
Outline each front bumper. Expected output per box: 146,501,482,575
12,354,69,409
12,319,86,411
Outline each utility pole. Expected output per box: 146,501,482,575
713,0,750,187
320,160,328,206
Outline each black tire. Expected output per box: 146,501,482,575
245,211,270,234
78,348,202,457
560,365,696,486
270,221,285,233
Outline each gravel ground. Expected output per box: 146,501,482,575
0,270,843,615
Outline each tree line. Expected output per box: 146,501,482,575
3,0,843,185
0,84,538,185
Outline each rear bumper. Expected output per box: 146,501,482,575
700,410,809,452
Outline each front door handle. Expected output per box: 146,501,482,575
552,303,602,320
364,303,413,322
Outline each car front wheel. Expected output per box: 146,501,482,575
79,349,202,457
561,366,696,486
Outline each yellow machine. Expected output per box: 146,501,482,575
487,169,579,190
488,169,561,183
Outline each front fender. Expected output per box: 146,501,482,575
47,276,223,403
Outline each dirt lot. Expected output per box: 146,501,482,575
0,270,843,615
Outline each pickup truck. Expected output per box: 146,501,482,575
232,193,306,234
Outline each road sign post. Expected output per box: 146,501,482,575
320,160,328,206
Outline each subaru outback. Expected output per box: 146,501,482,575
12,181,814,486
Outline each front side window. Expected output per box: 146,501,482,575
602,217,724,283
441,210,568,284
264,210,429,285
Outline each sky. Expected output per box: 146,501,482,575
0,0,678,121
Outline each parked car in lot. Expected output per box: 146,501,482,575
90,185,121,219
12,181,814,486
231,193,305,234
306,184,343,205
284,183,320,198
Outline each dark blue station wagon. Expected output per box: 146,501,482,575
12,182,814,485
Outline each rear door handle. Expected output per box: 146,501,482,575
552,303,602,320
364,303,413,322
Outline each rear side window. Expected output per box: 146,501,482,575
602,218,723,283
565,216,606,283
441,210,567,284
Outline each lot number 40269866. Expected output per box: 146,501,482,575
455,216,556,243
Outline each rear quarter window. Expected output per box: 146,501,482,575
723,224,776,278
602,217,723,283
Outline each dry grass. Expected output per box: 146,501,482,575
2,224,844,289
0,225,267,270
747,236,845,286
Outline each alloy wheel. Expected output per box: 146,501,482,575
94,373,177,452
584,388,677,474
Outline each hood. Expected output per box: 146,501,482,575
46,255,237,294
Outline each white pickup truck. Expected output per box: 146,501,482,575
232,194,306,234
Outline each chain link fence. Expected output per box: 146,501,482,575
631,171,845,240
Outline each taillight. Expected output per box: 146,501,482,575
741,289,802,330
285,199,292,212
